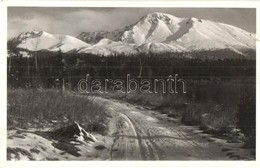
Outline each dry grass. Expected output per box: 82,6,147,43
100,91,238,135
7,89,109,134
181,103,237,133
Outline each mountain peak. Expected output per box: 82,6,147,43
17,30,47,41
145,12,177,18
141,12,180,23
146,12,169,17
185,17,203,24
14,30,90,52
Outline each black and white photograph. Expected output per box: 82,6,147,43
4,3,257,162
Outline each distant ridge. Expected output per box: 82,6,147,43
9,12,255,57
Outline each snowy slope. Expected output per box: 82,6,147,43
78,13,183,45
137,42,184,53
16,31,91,52
119,13,182,45
77,12,255,55
167,17,255,51
77,38,137,56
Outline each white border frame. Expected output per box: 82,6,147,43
0,1,259,168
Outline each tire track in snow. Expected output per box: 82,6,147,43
96,97,244,160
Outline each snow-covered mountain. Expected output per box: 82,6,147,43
76,38,138,55
77,12,255,55
9,12,256,57
13,31,91,52
77,29,125,45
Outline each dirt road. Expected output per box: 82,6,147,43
7,96,254,160
95,97,253,160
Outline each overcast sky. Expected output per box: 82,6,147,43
8,7,256,39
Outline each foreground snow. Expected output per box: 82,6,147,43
7,122,108,160
7,96,254,160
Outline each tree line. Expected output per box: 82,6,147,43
7,49,256,90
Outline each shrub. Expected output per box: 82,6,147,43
181,103,237,133
181,103,205,125
236,88,256,148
